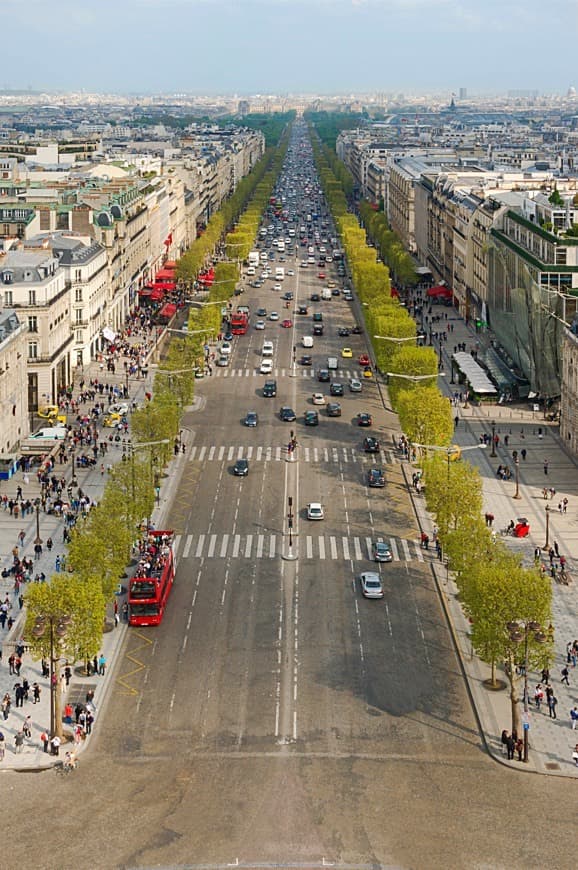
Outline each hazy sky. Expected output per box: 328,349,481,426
2,0,574,95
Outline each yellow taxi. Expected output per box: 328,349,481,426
103,412,122,428
341,347,353,358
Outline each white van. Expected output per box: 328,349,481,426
327,357,338,371
247,266,256,276
262,341,274,357
302,335,314,348
30,426,68,440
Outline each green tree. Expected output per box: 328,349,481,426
396,386,453,448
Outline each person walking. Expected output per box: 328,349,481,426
515,737,524,761
1,694,10,720
544,459,549,475
0,732,5,761
534,684,544,710
548,695,558,719
500,729,509,756
50,735,60,756
22,715,32,738
32,682,41,704
98,653,106,676
40,731,49,753
506,733,516,760
14,730,24,753
570,707,578,730
561,666,570,686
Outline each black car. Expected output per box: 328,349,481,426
244,411,258,427
263,380,277,397
363,436,380,453
283,291,294,301
300,355,313,366
351,325,362,335
233,459,249,477
368,468,385,488
297,305,308,315
318,369,330,382
280,406,297,422
330,382,344,397
304,410,319,426
256,307,267,317
332,289,340,297
327,402,342,417
313,324,324,336
338,327,350,337
223,332,233,342
313,312,323,322
357,412,373,427
310,293,320,302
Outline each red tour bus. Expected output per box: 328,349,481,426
230,311,249,335
128,531,175,626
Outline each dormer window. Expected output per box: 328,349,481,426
2,271,12,284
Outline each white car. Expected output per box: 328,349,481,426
220,342,232,355
260,359,273,375
349,378,363,393
312,393,326,406
255,320,266,330
273,283,282,292
269,312,280,321
307,502,324,520
109,403,129,416
287,269,295,276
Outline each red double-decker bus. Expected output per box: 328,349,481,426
128,531,175,627
230,311,249,335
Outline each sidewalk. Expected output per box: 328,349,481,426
404,295,578,777
0,320,185,770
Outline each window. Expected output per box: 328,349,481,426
28,342,38,359
76,330,83,343
75,309,84,324
4,291,12,306
28,290,36,306
75,269,82,282
75,287,83,302
555,247,567,265
28,316,38,333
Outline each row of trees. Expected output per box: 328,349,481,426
309,118,553,736
23,129,291,676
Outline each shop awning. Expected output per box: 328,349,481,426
139,287,152,297
164,261,177,270
150,288,165,302
155,269,176,282
152,280,176,291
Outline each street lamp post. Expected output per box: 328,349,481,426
490,420,497,458
507,620,547,762
32,614,71,740
33,498,43,547
513,456,521,500
543,504,551,550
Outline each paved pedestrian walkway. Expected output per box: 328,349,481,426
0,318,184,770
404,294,578,777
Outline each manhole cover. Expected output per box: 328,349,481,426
545,762,560,770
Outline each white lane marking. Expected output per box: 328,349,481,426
195,534,205,558
390,538,400,561
220,534,229,558
218,446,225,461
232,534,241,558
207,534,217,558
269,535,276,558
246,446,253,460
208,446,215,461
342,537,350,560
400,538,411,562
244,535,252,557
329,536,338,559
319,537,326,560
257,534,264,559
198,446,207,462
256,446,262,461
275,446,281,461
365,537,373,559
313,447,319,463
182,535,192,558
413,539,424,561
237,446,243,459
189,446,197,460
306,536,313,559
227,446,234,461
354,537,363,561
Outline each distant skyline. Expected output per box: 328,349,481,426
3,0,574,96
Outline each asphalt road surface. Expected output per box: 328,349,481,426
5,132,577,870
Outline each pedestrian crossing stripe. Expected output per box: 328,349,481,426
173,533,424,563
187,444,396,465
211,368,370,379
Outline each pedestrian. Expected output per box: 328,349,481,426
515,737,524,761
506,733,516,760
572,744,578,767
1,694,10,720
50,735,61,756
22,715,32,738
500,729,509,756
55,555,61,573
46,537,53,552
85,711,94,735
32,683,41,704
554,541,560,557
64,664,71,686
541,667,550,685
561,666,570,685
521,448,527,461
544,459,549,475
14,730,24,753
98,653,106,676
570,707,578,730
8,654,15,675
534,684,543,710
563,497,568,513
0,732,5,760
122,601,129,622
548,695,558,719
40,731,49,753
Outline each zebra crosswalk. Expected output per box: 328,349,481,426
187,444,396,465
212,367,369,380
174,533,424,563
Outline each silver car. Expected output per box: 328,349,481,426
360,572,384,599
373,541,392,563
349,378,362,393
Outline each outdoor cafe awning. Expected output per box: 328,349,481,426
155,269,176,282
427,285,453,298
150,288,165,302
453,352,497,395
151,281,176,291
159,302,177,319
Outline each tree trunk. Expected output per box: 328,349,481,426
506,654,521,736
